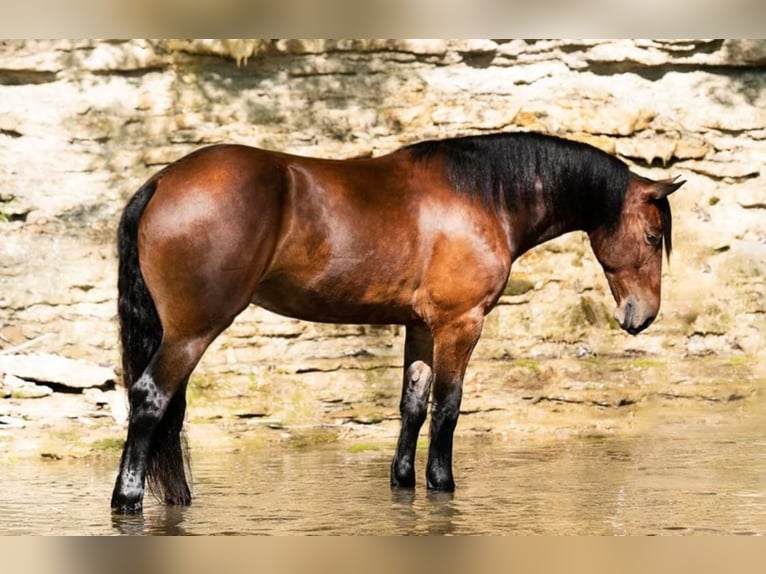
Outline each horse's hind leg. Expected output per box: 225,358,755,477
391,325,434,487
111,336,207,513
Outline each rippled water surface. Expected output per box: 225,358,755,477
2,410,764,535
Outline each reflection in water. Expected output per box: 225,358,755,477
425,491,459,536
389,488,459,535
111,506,188,536
1,408,765,535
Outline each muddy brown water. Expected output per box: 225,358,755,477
1,401,764,535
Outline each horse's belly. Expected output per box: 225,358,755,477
251,274,417,325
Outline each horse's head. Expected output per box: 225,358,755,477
588,174,684,335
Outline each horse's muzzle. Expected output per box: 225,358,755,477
614,297,656,335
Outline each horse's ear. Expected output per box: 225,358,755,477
642,175,685,201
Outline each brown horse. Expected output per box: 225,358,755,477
111,131,684,513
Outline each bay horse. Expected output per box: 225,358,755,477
111,131,684,513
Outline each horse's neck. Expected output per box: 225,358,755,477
505,196,587,260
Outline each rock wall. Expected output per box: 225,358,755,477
1,39,764,382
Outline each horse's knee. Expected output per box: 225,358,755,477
401,360,433,421
406,360,432,390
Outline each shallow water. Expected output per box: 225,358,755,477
1,409,764,535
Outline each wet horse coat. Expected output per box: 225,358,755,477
111,132,683,513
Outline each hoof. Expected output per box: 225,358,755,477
426,469,455,491
111,488,144,514
111,500,143,515
391,458,416,488
391,473,416,488
426,479,455,492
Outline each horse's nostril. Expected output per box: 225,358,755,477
623,300,634,328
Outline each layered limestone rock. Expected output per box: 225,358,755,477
0,39,764,382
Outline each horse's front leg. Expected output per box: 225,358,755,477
391,324,433,487
426,312,483,491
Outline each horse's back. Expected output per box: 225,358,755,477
251,147,512,326
252,149,430,324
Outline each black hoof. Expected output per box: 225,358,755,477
391,459,416,488
426,480,455,492
111,489,144,514
111,500,143,515
426,469,455,491
391,474,416,488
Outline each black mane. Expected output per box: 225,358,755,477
406,132,630,230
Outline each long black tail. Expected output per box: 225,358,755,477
118,179,162,388
117,178,191,503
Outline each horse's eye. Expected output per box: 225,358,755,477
645,231,661,246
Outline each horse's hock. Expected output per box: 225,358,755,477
0,38,764,374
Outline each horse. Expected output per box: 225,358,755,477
110,131,684,513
